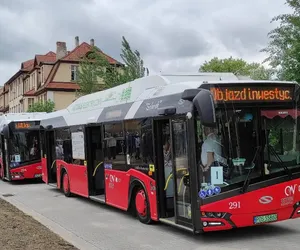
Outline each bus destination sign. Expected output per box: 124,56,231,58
210,86,293,103
15,122,33,129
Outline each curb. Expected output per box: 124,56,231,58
2,196,100,250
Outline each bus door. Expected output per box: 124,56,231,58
154,118,193,229
85,125,105,201
44,130,56,185
0,134,8,179
3,138,10,180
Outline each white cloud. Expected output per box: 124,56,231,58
0,0,291,84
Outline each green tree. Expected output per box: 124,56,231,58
76,36,149,96
199,57,274,80
261,0,300,81
120,36,149,81
27,100,55,113
76,46,110,96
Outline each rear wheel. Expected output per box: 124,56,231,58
135,188,151,224
62,172,71,197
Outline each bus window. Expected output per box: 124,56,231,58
103,123,126,170
197,109,262,194
124,119,154,167
54,129,72,164
10,130,40,165
171,119,190,219
263,113,300,175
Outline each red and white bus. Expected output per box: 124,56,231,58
41,74,300,233
0,113,45,181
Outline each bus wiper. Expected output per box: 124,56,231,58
241,146,261,194
267,145,292,179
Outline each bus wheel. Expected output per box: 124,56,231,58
62,172,71,197
135,188,151,224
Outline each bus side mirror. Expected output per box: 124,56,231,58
193,89,216,127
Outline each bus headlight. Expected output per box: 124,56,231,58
202,211,226,218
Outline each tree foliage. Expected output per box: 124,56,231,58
199,56,274,80
76,36,149,96
261,0,300,81
27,100,55,113
76,46,111,96
120,36,149,81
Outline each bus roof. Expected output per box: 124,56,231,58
40,74,297,129
0,112,46,131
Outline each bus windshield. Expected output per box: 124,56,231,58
198,107,300,193
263,109,300,174
10,130,40,167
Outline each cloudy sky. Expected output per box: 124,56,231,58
0,0,291,84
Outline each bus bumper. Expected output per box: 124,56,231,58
10,162,43,180
201,201,300,232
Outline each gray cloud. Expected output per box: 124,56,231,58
0,0,290,84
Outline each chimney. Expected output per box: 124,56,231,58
56,41,67,60
90,38,95,46
75,36,79,47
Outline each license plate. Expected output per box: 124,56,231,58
254,214,278,224
35,174,42,178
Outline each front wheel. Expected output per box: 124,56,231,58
135,188,152,224
62,172,71,197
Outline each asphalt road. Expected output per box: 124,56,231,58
0,180,299,250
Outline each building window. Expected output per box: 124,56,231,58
18,78,22,97
41,67,44,84
28,98,34,108
71,65,78,81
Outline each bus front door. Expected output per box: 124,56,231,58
45,130,56,185
0,135,8,179
155,118,193,230
86,125,105,202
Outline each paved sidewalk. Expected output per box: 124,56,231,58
1,180,300,250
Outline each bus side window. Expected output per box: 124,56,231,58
124,119,154,167
55,128,72,164
196,121,204,183
103,123,126,170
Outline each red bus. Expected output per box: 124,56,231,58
0,113,45,181
41,74,300,233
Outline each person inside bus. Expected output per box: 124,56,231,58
201,126,226,183
55,140,64,160
107,133,117,160
134,132,141,160
30,137,38,158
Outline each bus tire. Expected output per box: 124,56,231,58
62,172,71,197
134,187,151,224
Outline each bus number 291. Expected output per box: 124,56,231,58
229,201,241,209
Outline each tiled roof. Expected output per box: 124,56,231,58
46,82,80,90
11,41,122,96
35,51,56,65
61,42,121,64
23,89,36,96
21,59,34,71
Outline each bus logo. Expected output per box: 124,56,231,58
259,196,273,204
285,185,297,197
